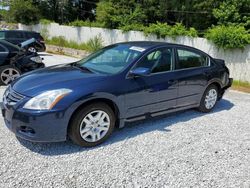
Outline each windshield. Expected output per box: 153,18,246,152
76,44,144,74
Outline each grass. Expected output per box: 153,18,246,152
232,80,250,93
46,35,103,52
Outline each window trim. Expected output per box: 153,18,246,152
175,47,211,71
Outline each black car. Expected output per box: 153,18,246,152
0,30,46,52
0,41,233,147
0,39,45,85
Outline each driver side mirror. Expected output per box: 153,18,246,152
129,67,151,77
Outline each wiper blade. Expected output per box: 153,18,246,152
72,63,93,73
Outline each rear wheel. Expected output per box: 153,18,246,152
0,65,21,86
68,102,115,147
198,85,218,113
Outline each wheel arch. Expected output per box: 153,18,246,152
206,79,223,91
67,97,121,133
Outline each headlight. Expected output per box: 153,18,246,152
23,89,72,110
30,56,43,63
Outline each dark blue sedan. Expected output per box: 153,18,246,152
1,41,233,146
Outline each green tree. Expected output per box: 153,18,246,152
8,0,40,25
213,0,250,26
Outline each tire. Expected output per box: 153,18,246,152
198,84,219,113
0,65,21,86
68,102,116,147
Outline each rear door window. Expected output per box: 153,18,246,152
177,49,209,69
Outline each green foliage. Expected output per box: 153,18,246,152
85,35,104,52
233,80,250,87
212,0,250,26
96,1,146,29
96,1,117,29
205,25,250,49
68,20,104,28
119,23,145,32
144,22,198,39
46,36,103,52
40,19,54,25
8,0,40,25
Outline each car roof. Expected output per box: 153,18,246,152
116,41,192,49
0,30,39,34
116,41,210,56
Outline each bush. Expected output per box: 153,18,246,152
119,23,145,32
68,20,104,28
205,25,250,49
143,22,198,39
40,19,54,25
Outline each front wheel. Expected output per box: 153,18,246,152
0,65,21,86
198,85,218,113
68,102,115,147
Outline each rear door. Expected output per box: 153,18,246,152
175,47,211,107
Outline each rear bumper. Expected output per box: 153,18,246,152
224,78,233,90
218,78,233,100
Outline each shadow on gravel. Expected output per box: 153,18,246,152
17,99,234,156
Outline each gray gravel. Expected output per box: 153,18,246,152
0,88,250,188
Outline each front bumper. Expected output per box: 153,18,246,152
1,102,70,142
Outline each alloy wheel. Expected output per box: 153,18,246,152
204,88,218,109
79,110,111,143
0,68,20,85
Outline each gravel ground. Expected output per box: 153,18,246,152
0,54,249,187
0,88,249,188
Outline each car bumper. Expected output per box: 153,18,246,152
225,78,233,89
1,102,69,142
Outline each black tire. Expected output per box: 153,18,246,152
68,102,116,147
0,65,21,86
198,84,219,113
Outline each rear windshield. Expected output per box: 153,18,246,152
0,32,5,39
25,32,40,39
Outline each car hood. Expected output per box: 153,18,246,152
12,64,106,97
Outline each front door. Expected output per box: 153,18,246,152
125,47,178,118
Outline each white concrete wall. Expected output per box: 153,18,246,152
19,23,250,82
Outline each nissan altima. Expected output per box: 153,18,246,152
1,42,233,147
